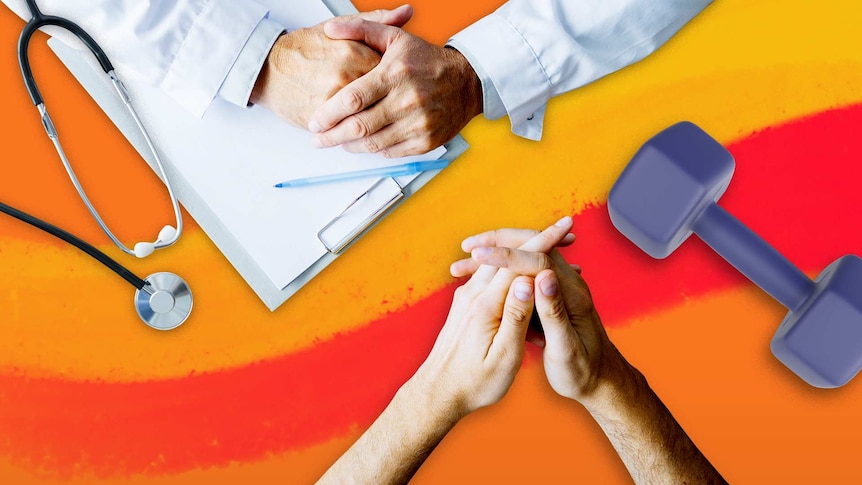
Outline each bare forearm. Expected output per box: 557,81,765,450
317,376,464,485
318,223,576,483
584,352,726,484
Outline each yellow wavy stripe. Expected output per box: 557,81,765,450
2,0,862,380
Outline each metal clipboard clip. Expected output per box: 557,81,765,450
317,177,405,255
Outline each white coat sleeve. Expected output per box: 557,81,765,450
217,17,284,108
447,0,713,140
2,0,283,117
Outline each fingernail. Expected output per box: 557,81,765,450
514,282,533,301
555,216,572,227
308,120,322,133
311,136,324,148
539,275,558,297
471,247,491,259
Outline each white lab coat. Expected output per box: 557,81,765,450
3,0,280,117
448,0,713,139
3,0,712,140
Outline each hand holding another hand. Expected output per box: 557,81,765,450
451,220,640,410
412,219,575,417
450,220,726,484
308,13,483,157
322,217,724,485
250,6,414,129
318,220,576,485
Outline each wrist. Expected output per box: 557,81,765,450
250,32,288,107
396,373,466,436
580,342,647,416
444,46,483,119
249,45,273,107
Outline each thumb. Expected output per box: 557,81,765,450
534,270,581,358
490,276,535,358
353,4,413,27
324,17,403,54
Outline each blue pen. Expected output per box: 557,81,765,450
273,159,450,188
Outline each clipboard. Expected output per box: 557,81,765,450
47,0,469,311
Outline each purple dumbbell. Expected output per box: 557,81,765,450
608,121,862,388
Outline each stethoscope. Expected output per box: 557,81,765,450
2,0,193,330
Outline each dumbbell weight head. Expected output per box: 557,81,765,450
608,122,734,259
608,121,862,388
771,255,862,388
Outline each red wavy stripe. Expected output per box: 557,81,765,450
0,291,449,479
579,107,862,323
2,105,862,478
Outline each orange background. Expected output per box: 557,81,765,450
2,0,862,483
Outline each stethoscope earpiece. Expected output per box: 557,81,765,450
133,225,179,258
134,242,155,258
158,225,178,243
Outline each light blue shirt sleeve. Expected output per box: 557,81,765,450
448,0,714,140
218,17,285,108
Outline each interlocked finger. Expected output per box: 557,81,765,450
341,120,406,154
471,247,555,277
469,216,573,286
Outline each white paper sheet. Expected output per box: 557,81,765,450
111,0,444,289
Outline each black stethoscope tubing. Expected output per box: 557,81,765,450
18,0,114,106
0,201,148,290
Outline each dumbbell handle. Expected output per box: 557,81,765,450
693,202,814,311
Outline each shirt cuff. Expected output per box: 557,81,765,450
160,0,269,118
445,40,505,121
449,13,551,141
218,17,285,108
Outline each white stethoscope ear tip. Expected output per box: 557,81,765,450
134,241,155,258
157,225,177,243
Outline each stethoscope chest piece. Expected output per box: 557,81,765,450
135,272,193,330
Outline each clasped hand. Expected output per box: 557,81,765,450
250,7,413,128
415,216,632,418
252,5,481,157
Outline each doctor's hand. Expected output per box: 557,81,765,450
451,222,636,409
307,13,483,157
250,6,414,129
